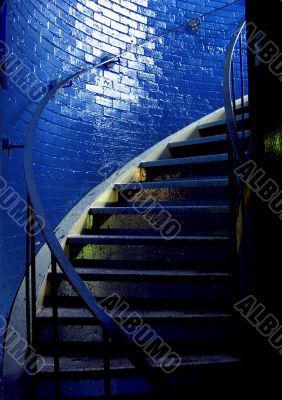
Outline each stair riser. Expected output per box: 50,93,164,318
37,395,158,400
71,243,230,263
90,213,230,236
35,340,241,358
36,363,242,398
36,377,153,399
169,138,249,158
116,186,230,204
36,321,238,349
69,259,231,272
43,297,234,311
198,117,250,137
142,163,229,181
170,141,229,158
55,280,233,301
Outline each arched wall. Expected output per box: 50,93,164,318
0,1,245,387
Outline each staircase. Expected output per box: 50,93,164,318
0,17,252,400
33,109,250,399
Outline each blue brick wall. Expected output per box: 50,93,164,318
0,0,245,353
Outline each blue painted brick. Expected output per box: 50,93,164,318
128,60,146,71
98,0,113,9
103,9,120,22
111,20,129,33
0,0,246,329
113,99,130,111
94,13,111,27
96,96,113,107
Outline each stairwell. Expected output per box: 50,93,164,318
33,108,250,399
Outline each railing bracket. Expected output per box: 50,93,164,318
100,54,120,69
2,136,24,156
48,79,73,90
188,18,201,32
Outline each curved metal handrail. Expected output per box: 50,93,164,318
23,58,173,394
224,18,247,164
21,15,248,395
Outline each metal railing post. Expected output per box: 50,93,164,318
51,253,61,399
103,327,111,398
25,197,31,357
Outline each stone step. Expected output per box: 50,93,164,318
139,154,229,180
114,177,230,203
168,132,250,158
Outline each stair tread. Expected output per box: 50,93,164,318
67,234,229,245
37,396,171,400
169,135,228,148
168,132,250,149
37,307,232,320
197,114,249,131
86,228,229,236
38,396,166,400
89,204,230,215
43,297,234,312
140,154,228,169
101,200,230,208
39,354,241,373
54,267,230,280
69,259,228,269
114,177,229,191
